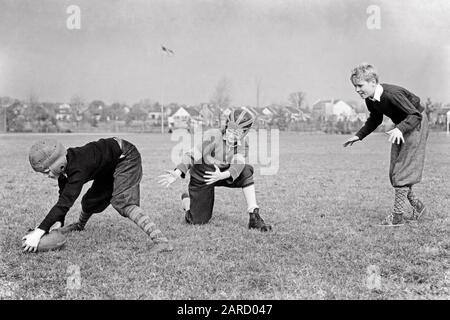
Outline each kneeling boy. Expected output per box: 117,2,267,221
159,108,272,231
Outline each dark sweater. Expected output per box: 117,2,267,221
38,138,122,232
356,83,424,140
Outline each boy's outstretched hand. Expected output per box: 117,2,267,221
204,165,231,185
158,169,181,188
343,136,360,147
386,128,404,144
22,228,46,253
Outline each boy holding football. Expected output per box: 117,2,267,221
343,63,429,226
23,137,172,252
158,108,272,232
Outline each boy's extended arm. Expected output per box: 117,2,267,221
38,172,84,232
355,105,383,140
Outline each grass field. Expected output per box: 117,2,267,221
0,132,449,300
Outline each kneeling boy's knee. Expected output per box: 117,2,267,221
186,210,212,225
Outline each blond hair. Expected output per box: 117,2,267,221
350,63,379,83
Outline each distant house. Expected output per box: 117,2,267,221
163,103,179,120
312,99,356,121
242,106,259,117
284,106,311,122
147,104,162,122
329,100,356,120
55,103,73,121
186,106,200,119
262,105,280,117
437,107,450,125
169,106,200,129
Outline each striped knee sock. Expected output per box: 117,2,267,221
393,187,409,216
124,206,167,242
78,210,92,229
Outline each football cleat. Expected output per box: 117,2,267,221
59,222,84,234
248,208,272,232
379,213,405,227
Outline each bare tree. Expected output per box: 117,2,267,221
288,91,306,110
110,102,127,121
26,91,39,108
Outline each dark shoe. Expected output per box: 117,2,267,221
379,213,405,227
411,200,427,221
59,222,84,234
248,208,272,232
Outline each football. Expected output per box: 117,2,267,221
37,230,67,252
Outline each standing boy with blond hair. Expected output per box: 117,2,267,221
344,63,429,226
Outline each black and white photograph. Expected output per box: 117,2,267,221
0,0,449,303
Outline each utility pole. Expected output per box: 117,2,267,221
160,45,174,134
160,53,165,134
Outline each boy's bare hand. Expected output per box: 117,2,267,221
22,228,45,253
343,136,360,147
204,165,230,185
386,128,404,144
158,170,181,188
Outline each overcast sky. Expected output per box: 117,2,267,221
0,0,449,107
